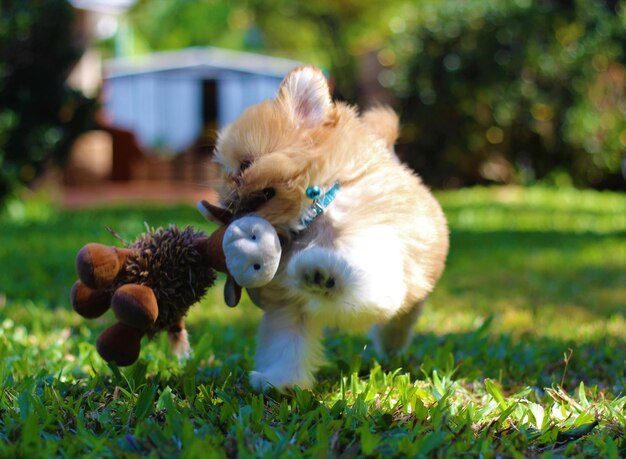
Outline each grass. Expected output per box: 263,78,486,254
0,185,624,457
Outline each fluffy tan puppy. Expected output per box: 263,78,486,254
214,66,449,391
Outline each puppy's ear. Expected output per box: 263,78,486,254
278,66,332,128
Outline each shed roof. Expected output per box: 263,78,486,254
105,47,303,79
70,0,136,14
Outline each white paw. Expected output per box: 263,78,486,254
249,371,274,392
287,247,350,298
249,369,314,393
368,324,412,357
169,329,192,361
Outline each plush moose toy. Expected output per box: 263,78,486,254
70,201,281,366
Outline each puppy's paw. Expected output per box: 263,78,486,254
368,324,412,357
168,328,191,361
249,369,313,393
302,266,337,293
249,370,275,393
287,247,350,298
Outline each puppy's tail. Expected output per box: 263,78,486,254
361,106,400,150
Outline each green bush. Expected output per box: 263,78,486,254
391,0,625,189
0,0,97,206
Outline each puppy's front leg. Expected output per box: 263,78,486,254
250,307,324,392
287,226,408,328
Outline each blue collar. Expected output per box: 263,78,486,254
299,182,341,228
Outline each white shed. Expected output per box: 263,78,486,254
103,47,301,153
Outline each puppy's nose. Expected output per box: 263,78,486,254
235,187,276,215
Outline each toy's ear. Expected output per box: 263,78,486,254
224,276,242,307
278,66,332,128
197,200,234,225
76,244,133,289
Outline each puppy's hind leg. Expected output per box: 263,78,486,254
369,300,425,356
168,319,191,360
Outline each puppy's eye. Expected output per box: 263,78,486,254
239,160,252,173
236,187,276,214
262,187,276,200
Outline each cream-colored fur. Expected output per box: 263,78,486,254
214,66,449,391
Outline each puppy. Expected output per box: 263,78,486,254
214,66,449,391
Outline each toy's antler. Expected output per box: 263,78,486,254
71,244,138,318
76,244,134,290
71,244,161,365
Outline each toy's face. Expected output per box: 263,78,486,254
222,216,281,288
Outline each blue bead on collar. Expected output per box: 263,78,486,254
299,182,341,228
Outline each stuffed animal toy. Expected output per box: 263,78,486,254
70,201,281,366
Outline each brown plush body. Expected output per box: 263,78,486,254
114,226,218,334
71,224,229,366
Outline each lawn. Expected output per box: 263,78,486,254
0,186,624,457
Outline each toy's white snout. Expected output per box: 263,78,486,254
222,216,281,288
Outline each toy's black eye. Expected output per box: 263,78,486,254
240,160,252,173
253,263,261,270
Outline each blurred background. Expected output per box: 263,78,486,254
0,0,624,416
0,0,624,209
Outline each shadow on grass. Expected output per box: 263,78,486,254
1,199,623,392
0,205,218,306
2,217,622,318
443,229,626,319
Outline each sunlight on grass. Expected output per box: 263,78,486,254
439,186,625,233
0,186,624,456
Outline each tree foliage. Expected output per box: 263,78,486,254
0,0,97,205
390,0,626,188
124,0,625,188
